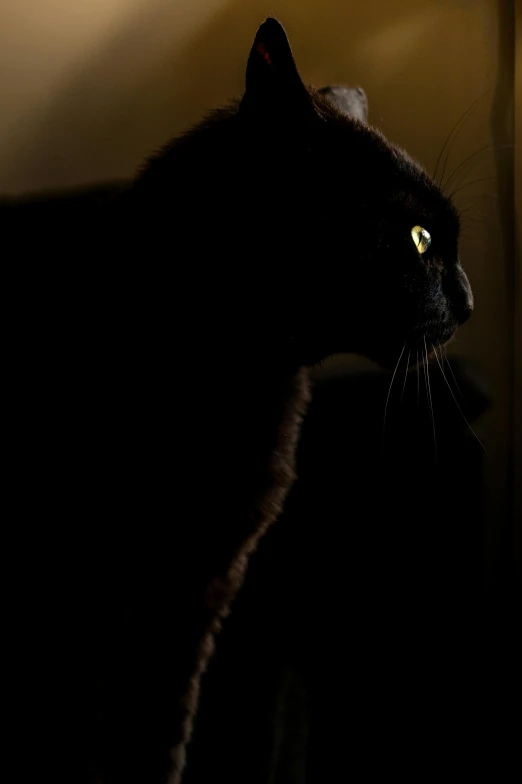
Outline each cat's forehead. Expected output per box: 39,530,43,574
328,119,457,220
386,146,459,224
400,183,459,226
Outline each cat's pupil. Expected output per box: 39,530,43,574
411,225,431,254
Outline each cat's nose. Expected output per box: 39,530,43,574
456,265,474,325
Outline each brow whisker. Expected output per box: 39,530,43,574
433,87,492,183
443,143,512,192
448,176,497,200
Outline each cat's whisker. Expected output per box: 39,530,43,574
438,149,452,193
459,226,487,236
457,192,498,204
458,209,486,223
436,98,495,188
442,143,512,192
400,349,411,403
438,343,463,399
459,230,488,242
459,207,486,219
459,216,485,224
433,87,492,183
432,345,487,453
448,176,497,200
423,337,437,460
416,350,420,408
383,343,406,453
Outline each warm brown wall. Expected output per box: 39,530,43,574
0,1,514,556
514,0,521,562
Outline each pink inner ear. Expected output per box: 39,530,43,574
256,42,272,65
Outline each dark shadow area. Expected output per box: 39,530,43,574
2,3,518,780
187,358,520,782
3,180,520,780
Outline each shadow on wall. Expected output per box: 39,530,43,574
0,0,492,194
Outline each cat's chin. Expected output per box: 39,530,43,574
412,325,459,354
282,322,458,371
360,328,458,370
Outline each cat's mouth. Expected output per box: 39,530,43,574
412,324,458,353
284,318,459,370
365,323,458,370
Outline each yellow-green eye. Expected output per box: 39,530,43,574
411,225,431,254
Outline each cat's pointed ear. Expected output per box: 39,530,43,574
242,18,313,115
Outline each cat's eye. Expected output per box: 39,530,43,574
411,225,431,255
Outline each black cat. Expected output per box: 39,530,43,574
4,17,473,784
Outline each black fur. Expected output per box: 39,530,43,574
4,17,473,784
129,18,472,370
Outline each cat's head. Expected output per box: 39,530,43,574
137,18,473,369
240,18,473,368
